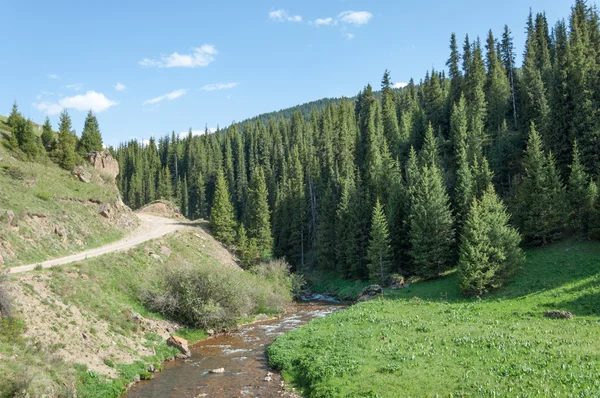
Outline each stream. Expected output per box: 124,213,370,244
126,295,343,397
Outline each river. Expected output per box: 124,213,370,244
126,295,343,397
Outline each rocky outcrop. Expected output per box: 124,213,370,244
72,167,91,183
390,275,409,290
544,310,573,319
98,203,111,218
87,150,119,181
357,284,383,302
167,335,191,357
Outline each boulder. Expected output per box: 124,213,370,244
209,368,225,374
98,203,111,218
389,275,406,290
160,246,171,257
4,210,15,227
357,284,383,302
167,335,191,357
544,310,573,319
54,226,66,237
87,150,119,181
73,167,91,183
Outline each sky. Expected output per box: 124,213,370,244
1,0,578,146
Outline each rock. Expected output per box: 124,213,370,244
167,335,191,357
206,329,215,336
544,310,573,319
255,314,270,321
357,284,383,302
264,376,272,382
73,167,91,183
54,226,66,237
148,364,155,373
209,368,225,374
87,150,120,182
389,275,406,290
160,246,171,257
175,353,188,359
98,203,111,218
150,253,162,261
4,210,15,227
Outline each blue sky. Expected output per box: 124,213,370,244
2,0,577,146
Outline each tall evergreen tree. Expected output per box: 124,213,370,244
367,199,393,285
457,184,524,296
485,30,511,132
501,25,518,129
41,117,55,153
409,162,455,277
245,166,272,257
78,110,103,155
57,109,78,170
210,170,237,245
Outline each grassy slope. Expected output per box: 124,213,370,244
268,239,600,397
1,227,291,397
0,137,134,267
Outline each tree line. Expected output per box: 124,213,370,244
5,103,103,169
97,1,600,295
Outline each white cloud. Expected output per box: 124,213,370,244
201,82,239,91
115,82,127,92
314,17,334,26
143,89,188,105
66,83,84,91
140,45,217,68
269,9,302,22
338,11,372,25
345,33,355,40
33,91,118,115
393,82,408,89
47,74,59,79
33,102,63,115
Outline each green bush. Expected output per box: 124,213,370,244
35,191,52,201
142,259,294,329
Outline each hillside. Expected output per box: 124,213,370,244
0,133,137,268
268,239,600,396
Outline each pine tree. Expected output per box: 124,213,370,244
41,117,55,153
196,171,208,219
7,100,22,148
157,166,172,200
245,166,272,257
15,119,40,160
367,199,393,285
447,33,463,110
78,110,103,156
485,30,511,132
57,109,78,170
180,176,189,218
210,169,237,245
516,123,566,245
568,141,591,235
409,162,455,278
501,25,518,129
454,146,474,232
457,184,524,296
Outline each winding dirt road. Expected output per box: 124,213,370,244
9,213,187,274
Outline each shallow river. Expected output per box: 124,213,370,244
126,295,342,397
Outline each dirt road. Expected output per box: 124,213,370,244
9,213,187,274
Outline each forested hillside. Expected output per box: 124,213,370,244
115,0,600,295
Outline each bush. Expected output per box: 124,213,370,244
142,259,294,329
35,191,51,201
0,272,13,319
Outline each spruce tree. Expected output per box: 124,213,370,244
568,141,590,234
516,123,566,245
16,119,40,160
41,117,55,153
78,110,103,156
157,166,172,200
367,199,393,285
180,176,189,218
57,109,78,170
409,162,455,278
210,169,237,245
485,30,511,132
457,184,524,296
245,166,272,257
196,171,208,219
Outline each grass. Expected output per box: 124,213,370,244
1,228,293,397
0,137,135,267
268,239,600,397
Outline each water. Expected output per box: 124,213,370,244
126,296,343,397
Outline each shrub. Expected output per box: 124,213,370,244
35,191,51,201
142,259,294,329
